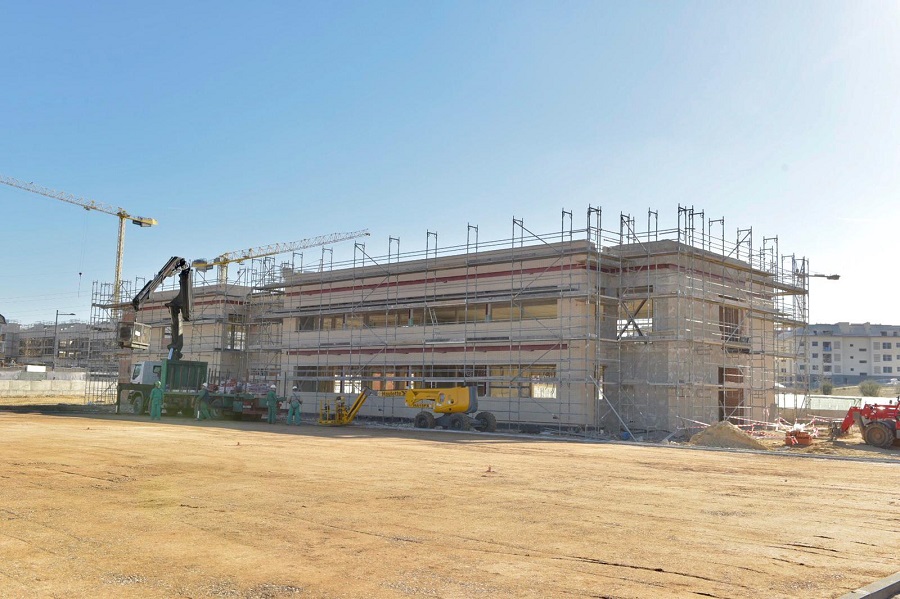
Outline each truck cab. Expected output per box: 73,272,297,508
131,361,163,386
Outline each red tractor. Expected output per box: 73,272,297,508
833,403,900,448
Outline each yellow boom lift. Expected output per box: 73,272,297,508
319,386,497,432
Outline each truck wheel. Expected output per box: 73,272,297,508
414,411,435,429
863,421,895,448
475,411,497,433
132,394,145,415
448,413,469,431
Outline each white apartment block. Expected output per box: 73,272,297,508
799,323,900,386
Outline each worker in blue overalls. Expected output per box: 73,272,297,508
149,381,163,421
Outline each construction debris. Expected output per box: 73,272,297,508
689,421,768,451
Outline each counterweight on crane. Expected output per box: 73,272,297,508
0,174,157,305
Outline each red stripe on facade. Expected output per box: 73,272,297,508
139,298,246,311
286,343,566,356
287,264,589,297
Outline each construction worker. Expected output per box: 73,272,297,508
265,384,279,424
149,381,163,421
288,386,302,425
197,383,214,421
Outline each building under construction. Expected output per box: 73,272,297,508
88,206,809,438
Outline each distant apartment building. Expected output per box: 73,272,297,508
0,319,90,368
792,323,900,386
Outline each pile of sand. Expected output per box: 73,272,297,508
689,421,768,451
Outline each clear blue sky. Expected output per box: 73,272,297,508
2,1,898,325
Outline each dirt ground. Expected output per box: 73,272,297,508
1,405,898,599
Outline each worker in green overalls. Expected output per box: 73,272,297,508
287,386,302,425
265,384,279,424
149,380,163,421
197,383,214,421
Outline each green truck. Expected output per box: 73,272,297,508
118,256,276,420
120,359,208,416
119,359,273,420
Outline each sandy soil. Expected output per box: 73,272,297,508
0,408,898,599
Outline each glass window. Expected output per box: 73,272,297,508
321,316,341,330
465,304,489,323
491,304,516,323
719,306,741,341
366,312,401,328
522,299,558,319
432,306,462,324
296,316,318,331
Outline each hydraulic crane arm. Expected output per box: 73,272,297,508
131,256,193,360
132,257,189,311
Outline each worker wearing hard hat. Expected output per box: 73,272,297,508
197,383,214,421
287,386,302,425
149,380,163,421
265,384,279,424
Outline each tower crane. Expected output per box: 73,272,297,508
0,174,157,304
192,229,370,282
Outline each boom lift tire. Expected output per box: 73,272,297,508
414,411,436,429
475,411,497,433
863,421,896,448
448,413,469,431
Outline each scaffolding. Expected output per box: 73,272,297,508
85,206,809,437
86,280,134,405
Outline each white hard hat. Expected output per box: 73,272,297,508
270,384,276,389
202,383,208,388
292,386,297,391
